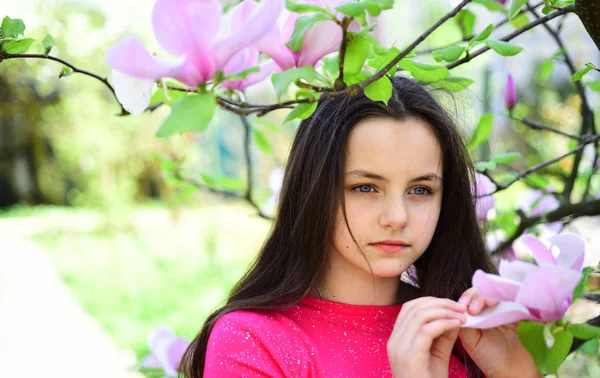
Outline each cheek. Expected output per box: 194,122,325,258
411,200,442,236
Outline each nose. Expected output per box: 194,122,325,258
379,195,408,230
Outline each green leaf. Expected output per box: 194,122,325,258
468,113,494,149
201,174,245,192
537,60,554,83
527,173,551,189
368,47,400,76
253,116,280,132
431,76,475,92
336,2,368,17
476,161,497,171
59,66,74,78
336,0,393,18
343,72,370,85
397,60,450,83
573,266,594,300
584,79,600,92
570,322,600,340
572,63,596,81
2,38,35,54
282,102,318,124
470,24,495,46
455,10,476,38
472,0,505,11
150,84,187,107
41,34,55,56
510,12,530,28
364,76,392,104
286,14,331,53
271,65,318,100
484,40,524,56
509,0,529,20
492,152,520,164
285,0,328,14
344,33,371,77
432,45,466,63
361,32,389,56
541,5,553,15
518,321,548,373
578,338,600,356
0,16,25,38
156,92,217,137
545,330,573,375
251,128,273,154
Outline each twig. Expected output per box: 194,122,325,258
335,17,352,91
296,80,335,93
518,117,581,140
446,6,574,70
239,115,269,219
491,197,600,255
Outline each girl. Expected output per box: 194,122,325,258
180,77,540,377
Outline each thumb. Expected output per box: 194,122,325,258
458,328,481,355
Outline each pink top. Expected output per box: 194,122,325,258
204,295,468,377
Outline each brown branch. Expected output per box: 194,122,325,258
518,117,581,140
239,115,270,219
574,0,600,51
446,7,574,70
296,80,335,93
0,51,127,114
491,197,600,255
335,17,352,91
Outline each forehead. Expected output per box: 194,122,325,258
345,117,442,176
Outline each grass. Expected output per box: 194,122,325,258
29,202,272,359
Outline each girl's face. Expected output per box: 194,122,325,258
329,116,443,281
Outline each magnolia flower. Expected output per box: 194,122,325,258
504,73,517,110
474,173,496,221
486,230,516,265
245,0,357,70
105,0,282,114
464,233,585,329
520,189,562,236
220,47,280,90
140,327,190,377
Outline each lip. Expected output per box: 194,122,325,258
369,240,410,253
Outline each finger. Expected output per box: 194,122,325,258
458,288,476,308
413,318,462,355
395,298,466,335
468,292,485,315
401,308,466,346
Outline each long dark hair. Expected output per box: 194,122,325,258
180,76,497,378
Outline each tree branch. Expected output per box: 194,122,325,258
518,117,581,140
574,0,600,51
335,17,352,91
239,115,269,219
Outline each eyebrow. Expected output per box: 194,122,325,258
345,169,442,183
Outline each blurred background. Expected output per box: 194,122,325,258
1,0,599,377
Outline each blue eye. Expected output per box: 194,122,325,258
411,187,432,196
352,185,376,193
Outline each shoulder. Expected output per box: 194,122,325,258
204,309,313,377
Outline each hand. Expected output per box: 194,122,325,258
458,288,541,378
388,297,467,378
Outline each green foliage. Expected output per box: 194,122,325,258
0,16,26,38
42,34,55,56
431,76,474,92
468,113,494,149
2,38,35,53
484,40,524,56
364,76,392,104
469,24,495,48
156,92,217,137
397,60,450,83
509,0,529,20
344,33,371,78
571,63,597,81
271,65,318,99
476,153,521,171
282,102,318,124
286,14,331,53
518,321,574,375
285,0,329,14
432,45,466,63
572,267,594,300
335,0,394,18
455,9,476,37
251,128,274,154
472,0,505,11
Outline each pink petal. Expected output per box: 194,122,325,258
110,70,154,115
167,338,191,372
297,19,343,67
462,301,534,329
221,60,279,90
498,259,537,283
504,73,517,110
520,234,556,265
148,327,179,377
516,264,582,321
223,48,259,77
550,233,586,272
140,355,161,369
472,270,522,302
474,174,495,221
212,0,283,70
152,0,221,57
105,35,176,79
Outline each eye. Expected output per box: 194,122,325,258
352,184,376,193
410,187,432,196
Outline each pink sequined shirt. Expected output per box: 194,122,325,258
204,295,468,377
